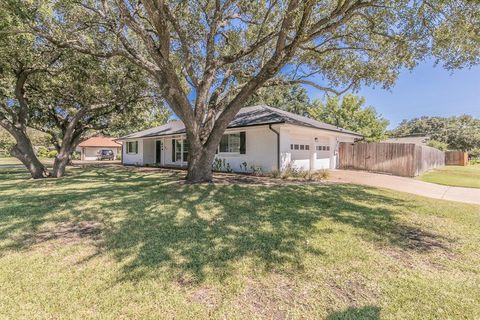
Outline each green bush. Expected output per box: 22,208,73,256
70,151,81,160
37,146,49,158
47,150,58,158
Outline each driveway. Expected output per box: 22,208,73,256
329,169,480,205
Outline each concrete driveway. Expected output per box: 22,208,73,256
329,169,480,205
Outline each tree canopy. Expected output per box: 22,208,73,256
308,94,389,141
5,0,480,181
390,115,480,151
0,6,168,177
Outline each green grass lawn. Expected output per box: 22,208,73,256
0,157,22,165
0,166,479,319
418,164,480,188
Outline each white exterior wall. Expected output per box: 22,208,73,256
123,140,144,165
213,126,277,172
280,124,356,171
81,147,120,160
121,124,357,172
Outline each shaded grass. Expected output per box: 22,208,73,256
418,165,480,188
0,166,479,319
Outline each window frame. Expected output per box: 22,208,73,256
126,141,138,154
218,132,242,154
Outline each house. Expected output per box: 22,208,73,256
117,105,362,172
384,135,430,146
76,137,122,161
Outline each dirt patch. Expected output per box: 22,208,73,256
327,277,380,307
396,225,452,252
233,274,312,319
22,221,102,247
189,286,221,310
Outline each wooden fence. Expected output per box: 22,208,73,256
445,151,468,166
338,143,445,177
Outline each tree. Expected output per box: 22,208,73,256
390,115,480,151
0,7,161,178
106,103,171,138
247,84,312,115
308,94,389,141
13,0,480,182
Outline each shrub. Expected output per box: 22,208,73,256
314,169,330,180
37,146,49,158
116,153,122,161
270,170,282,179
70,151,80,160
47,150,58,158
250,165,263,176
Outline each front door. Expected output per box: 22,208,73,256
155,140,162,164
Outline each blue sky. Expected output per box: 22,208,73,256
306,60,480,129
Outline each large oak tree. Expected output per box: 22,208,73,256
0,7,163,178
12,0,479,182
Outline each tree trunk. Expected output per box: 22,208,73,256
9,133,50,179
52,152,70,178
185,144,217,183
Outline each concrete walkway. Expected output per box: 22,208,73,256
329,170,480,205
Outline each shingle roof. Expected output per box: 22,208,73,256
119,105,362,140
384,136,430,146
78,137,121,147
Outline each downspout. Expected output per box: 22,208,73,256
268,124,280,171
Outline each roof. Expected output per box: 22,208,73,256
119,105,363,140
384,136,430,146
78,137,122,148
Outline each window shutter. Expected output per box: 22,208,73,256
240,131,246,154
172,139,176,162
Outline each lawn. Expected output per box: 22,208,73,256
418,164,480,188
0,166,479,319
0,157,22,166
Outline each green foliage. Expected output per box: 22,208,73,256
427,140,449,151
248,84,312,115
0,127,15,151
308,94,389,141
391,115,480,151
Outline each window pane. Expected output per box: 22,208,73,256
300,145,304,150
228,133,240,153
183,139,189,162
175,140,182,162
294,144,299,150
305,145,309,150
219,135,229,152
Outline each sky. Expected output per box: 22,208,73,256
306,60,480,129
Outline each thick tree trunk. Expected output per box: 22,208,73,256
185,141,217,183
52,151,70,178
9,133,49,179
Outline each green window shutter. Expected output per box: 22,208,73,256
240,131,246,154
172,139,176,162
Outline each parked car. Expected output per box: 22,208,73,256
97,149,114,160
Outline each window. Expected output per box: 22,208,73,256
219,132,246,154
291,144,310,151
174,139,182,162
316,145,331,151
126,141,138,154
183,139,189,162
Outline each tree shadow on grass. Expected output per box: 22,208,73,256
327,306,381,320
0,167,455,284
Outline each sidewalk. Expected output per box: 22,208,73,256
329,170,480,205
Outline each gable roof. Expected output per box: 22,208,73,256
384,136,430,146
78,137,121,148
119,105,362,140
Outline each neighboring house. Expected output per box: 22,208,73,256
384,135,430,146
76,137,122,161
117,105,362,172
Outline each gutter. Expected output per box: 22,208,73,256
268,124,280,171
